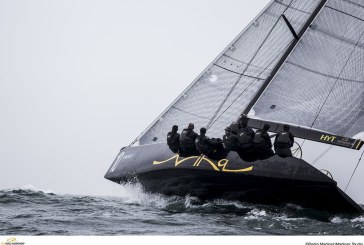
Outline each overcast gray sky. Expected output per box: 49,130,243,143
0,0,270,195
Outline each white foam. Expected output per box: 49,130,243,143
245,209,267,220
351,216,364,223
330,217,348,224
116,182,170,208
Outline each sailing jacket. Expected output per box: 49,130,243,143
237,127,255,146
274,131,294,147
167,131,180,153
180,129,198,150
223,133,239,151
195,134,212,155
253,129,272,148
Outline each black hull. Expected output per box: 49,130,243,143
105,143,363,215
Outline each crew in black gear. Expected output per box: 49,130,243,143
223,127,238,152
236,121,255,161
195,128,227,160
229,113,248,135
195,127,211,155
179,123,199,156
167,125,180,153
253,124,274,160
274,124,294,158
237,121,255,150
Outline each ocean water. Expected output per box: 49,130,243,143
1,184,364,235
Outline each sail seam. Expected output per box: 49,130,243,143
326,6,364,22
221,54,274,72
213,64,266,80
274,0,313,15
171,106,210,120
286,61,364,84
208,41,294,129
341,0,364,10
206,0,296,128
242,0,329,116
131,0,277,145
309,30,364,130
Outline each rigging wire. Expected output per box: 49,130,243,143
345,148,364,191
207,40,294,130
308,21,364,133
300,10,352,150
206,0,296,129
311,145,333,165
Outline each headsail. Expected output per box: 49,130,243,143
135,0,322,146
250,0,364,142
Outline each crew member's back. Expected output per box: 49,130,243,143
195,127,211,155
274,124,294,158
223,127,238,152
179,123,199,156
236,121,255,161
167,125,180,153
253,124,274,160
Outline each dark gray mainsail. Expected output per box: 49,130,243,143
135,0,322,146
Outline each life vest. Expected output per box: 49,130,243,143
167,132,180,153
167,132,179,145
195,135,210,154
237,130,252,145
223,134,238,151
276,132,291,145
229,121,239,135
253,131,265,144
180,129,196,149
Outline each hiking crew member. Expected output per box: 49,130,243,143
236,120,256,161
167,125,180,153
195,128,227,160
179,123,199,156
229,113,248,135
237,121,255,151
223,127,238,152
274,124,294,158
253,124,274,160
195,127,211,155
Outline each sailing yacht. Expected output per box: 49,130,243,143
105,0,364,214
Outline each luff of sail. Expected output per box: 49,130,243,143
134,0,322,146
250,0,364,145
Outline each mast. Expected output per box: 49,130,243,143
243,0,328,116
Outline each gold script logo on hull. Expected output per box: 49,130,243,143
153,154,253,173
